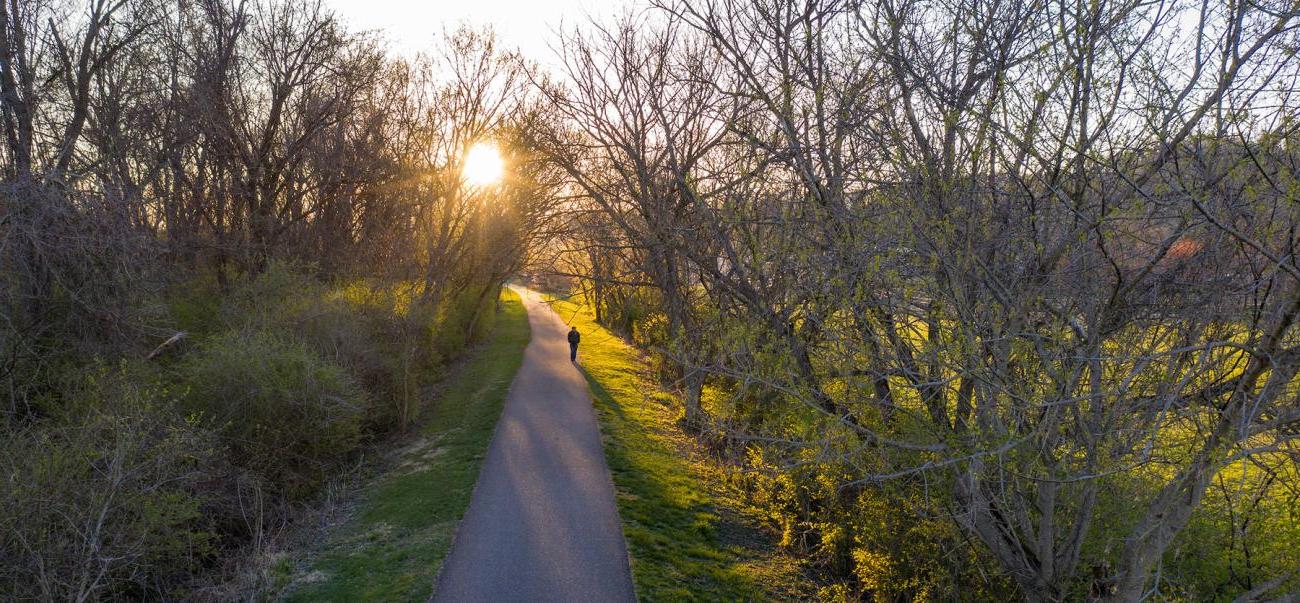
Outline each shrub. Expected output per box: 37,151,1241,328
737,437,1017,601
326,282,440,432
209,264,451,432
0,369,215,600
178,330,365,501
3,252,514,598
1165,456,1300,600
427,286,491,359
0,182,163,418
167,276,224,337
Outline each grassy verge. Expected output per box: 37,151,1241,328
276,288,530,601
549,296,817,601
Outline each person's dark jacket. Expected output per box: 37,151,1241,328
567,329,580,345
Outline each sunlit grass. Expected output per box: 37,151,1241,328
549,295,817,601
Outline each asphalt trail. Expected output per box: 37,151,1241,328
432,287,636,603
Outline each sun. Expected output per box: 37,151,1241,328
462,142,504,186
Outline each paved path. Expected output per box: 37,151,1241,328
432,288,636,603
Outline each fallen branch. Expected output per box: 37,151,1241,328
145,332,187,361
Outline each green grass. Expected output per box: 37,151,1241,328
277,288,530,602
550,296,817,602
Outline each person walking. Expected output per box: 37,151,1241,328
567,326,581,362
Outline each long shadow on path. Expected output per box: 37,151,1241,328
431,288,636,603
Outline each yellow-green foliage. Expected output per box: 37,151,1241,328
1169,456,1300,599
179,330,365,500
193,263,502,433
549,295,817,601
735,439,1015,601
595,284,1300,600
1,264,511,599
0,368,216,601
715,307,1300,600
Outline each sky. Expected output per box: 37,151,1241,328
324,0,632,65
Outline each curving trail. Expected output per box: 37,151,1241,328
431,287,636,603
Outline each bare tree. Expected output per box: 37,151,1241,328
554,0,1300,598
537,12,732,422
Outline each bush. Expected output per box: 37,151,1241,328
427,284,500,359
178,330,365,501
0,369,215,600
326,282,441,432
734,414,1017,601
1,182,165,419
1165,456,1300,600
210,264,453,432
0,263,512,597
